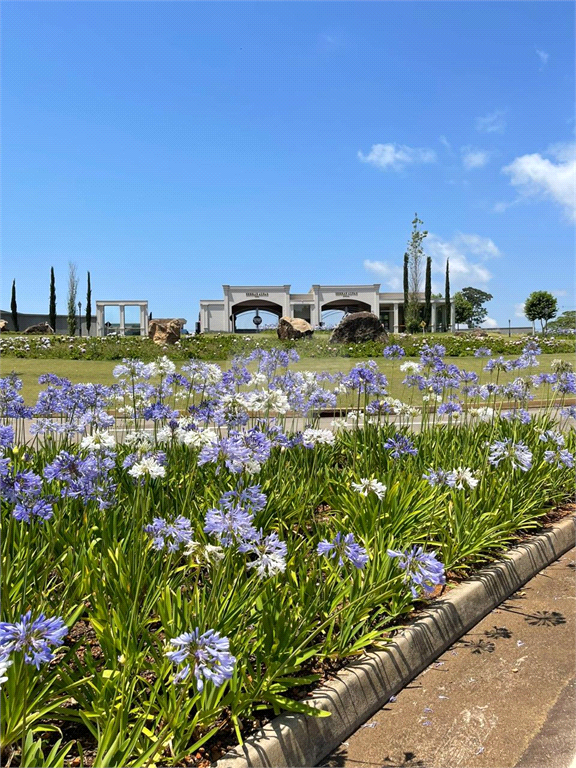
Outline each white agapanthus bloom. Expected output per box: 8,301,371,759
81,431,116,451
247,551,287,579
400,361,423,373
351,478,387,499
0,656,12,687
148,356,176,376
128,457,166,479
179,428,218,448
124,431,154,450
302,429,336,447
249,372,268,387
185,540,225,565
449,467,480,490
469,407,495,422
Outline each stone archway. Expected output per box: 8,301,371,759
230,299,284,332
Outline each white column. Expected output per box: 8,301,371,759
119,305,126,336
283,285,291,318
393,303,399,333
450,301,456,331
96,305,102,336
223,286,231,332
431,303,437,332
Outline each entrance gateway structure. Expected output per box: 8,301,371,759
199,285,455,333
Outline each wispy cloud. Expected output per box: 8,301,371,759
363,260,403,290
515,302,526,319
475,111,506,134
439,135,453,153
536,48,549,68
481,317,499,329
502,142,576,221
425,233,495,287
461,147,490,169
358,143,437,171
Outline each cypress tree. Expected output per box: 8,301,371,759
424,256,432,328
444,259,451,332
49,267,57,331
402,252,409,331
67,262,78,337
86,271,92,334
10,280,18,331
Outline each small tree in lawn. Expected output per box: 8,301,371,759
548,310,576,332
49,267,57,331
67,262,79,337
424,256,432,329
444,259,450,331
524,291,558,334
86,271,92,334
10,280,19,331
454,291,474,328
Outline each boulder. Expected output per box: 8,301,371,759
0,320,8,333
277,316,314,340
23,322,54,335
148,319,181,345
330,312,388,344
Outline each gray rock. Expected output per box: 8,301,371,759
277,317,314,340
23,322,54,335
330,312,387,344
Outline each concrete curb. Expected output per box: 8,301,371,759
218,516,575,768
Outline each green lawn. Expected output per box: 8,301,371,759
2,353,574,406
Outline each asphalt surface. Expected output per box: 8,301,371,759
321,546,576,768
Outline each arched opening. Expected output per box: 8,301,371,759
320,299,372,329
231,299,283,333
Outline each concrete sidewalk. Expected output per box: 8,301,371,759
322,547,576,768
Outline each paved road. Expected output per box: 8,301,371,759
321,546,576,768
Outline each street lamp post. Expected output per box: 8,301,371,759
78,302,82,337
508,319,511,338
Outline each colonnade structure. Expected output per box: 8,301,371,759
95,300,149,336
199,285,455,333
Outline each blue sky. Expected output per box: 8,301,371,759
2,1,575,329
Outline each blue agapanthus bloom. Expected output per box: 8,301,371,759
317,532,369,569
220,484,267,513
144,516,194,552
488,439,533,472
544,449,575,469
383,433,418,458
0,425,14,449
387,546,446,599
0,612,68,668
423,468,452,487
474,348,493,358
165,628,236,689
204,505,257,547
383,345,406,360
13,497,54,524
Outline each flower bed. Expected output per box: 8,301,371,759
1,344,575,767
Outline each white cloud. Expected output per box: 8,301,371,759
481,317,499,329
462,147,490,169
425,233,496,288
502,142,576,221
358,143,437,171
439,135,452,152
475,111,506,134
536,48,549,67
553,289,567,297
363,260,403,290
515,303,526,318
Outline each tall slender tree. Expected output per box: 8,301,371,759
67,262,79,336
444,259,451,332
10,280,19,331
86,271,92,334
402,252,409,330
49,267,57,331
405,213,428,333
424,256,432,328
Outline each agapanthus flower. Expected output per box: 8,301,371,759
317,532,369,569
239,530,288,578
448,466,480,490
351,478,387,499
488,439,532,472
144,516,194,552
423,468,453,487
544,449,575,469
80,431,116,451
0,612,68,669
0,655,12,687
219,485,267,513
538,429,565,448
0,425,14,449
387,546,446,599
301,429,336,448
185,541,225,565
13,497,54,524
383,345,406,360
400,361,423,373
128,456,166,479
469,406,495,422
165,628,236,690
383,433,418,458
474,348,493,358
501,409,532,425
204,506,257,547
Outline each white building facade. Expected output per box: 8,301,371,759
200,285,455,333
